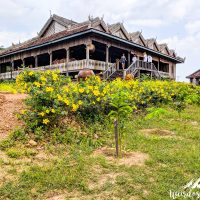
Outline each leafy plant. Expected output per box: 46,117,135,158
108,91,132,157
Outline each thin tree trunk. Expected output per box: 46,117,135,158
114,119,119,157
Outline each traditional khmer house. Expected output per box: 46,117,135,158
0,14,185,80
186,69,200,85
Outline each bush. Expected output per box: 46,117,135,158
16,70,200,134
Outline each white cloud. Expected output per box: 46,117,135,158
160,33,200,82
129,19,165,27
185,20,200,35
0,31,35,47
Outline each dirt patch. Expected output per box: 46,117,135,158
93,147,149,167
0,93,27,140
46,194,66,200
140,128,175,137
88,171,122,190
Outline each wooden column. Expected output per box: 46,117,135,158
128,52,131,67
35,56,38,68
49,52,52,67
22,59,25,67
169,64,173,79
158,59,160,71
65,48,69,75
106,45,110,63
66,48,69,63
11,61,14,79
85,44,90,67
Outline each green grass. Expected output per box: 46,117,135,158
0,105,200,199
0,81,17,93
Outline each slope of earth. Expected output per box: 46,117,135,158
0,93,27,140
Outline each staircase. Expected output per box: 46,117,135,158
103,60,163,80
109,70,124,80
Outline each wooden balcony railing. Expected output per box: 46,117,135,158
0,59,113,79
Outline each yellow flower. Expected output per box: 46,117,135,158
64,87,69,92
78,100,83,105
57,94,63,101
88,86,93,90
79,88,85,93
72,104,79,112
43,118,50,124
39,112,45,117
64,99,70,105
93,90,100,96
52,73,58,81
40,76,47,82
51,108,55,113
46,87,54,92
34,82,41,87
28,71,34,76
46,109,50,114
96,97,100,102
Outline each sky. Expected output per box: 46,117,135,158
0,0,200,82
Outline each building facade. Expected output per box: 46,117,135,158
0,14,184,80
186,69,200,85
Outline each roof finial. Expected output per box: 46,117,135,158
88,14,93,21
140,29,142,33
49,10,52,17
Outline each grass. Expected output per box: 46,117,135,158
0,81,17,93
0,105,200,199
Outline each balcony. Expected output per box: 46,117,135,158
0,59,171,80
0,59,114,79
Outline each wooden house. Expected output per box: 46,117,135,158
0,14,184,80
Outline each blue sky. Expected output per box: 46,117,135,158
0,0,199,81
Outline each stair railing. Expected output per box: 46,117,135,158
150,63,161,79
102,63,117,80
124,61,139,78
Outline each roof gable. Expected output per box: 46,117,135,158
39,14,77,38
158,43,170,55
90,17,108,32
109,23,129,40
130,32,146,46
146,38,159,51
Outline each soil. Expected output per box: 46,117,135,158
93,147,149,167
0,93,27,140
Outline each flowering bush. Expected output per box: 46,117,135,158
16,70,200,131
16,70,70,130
